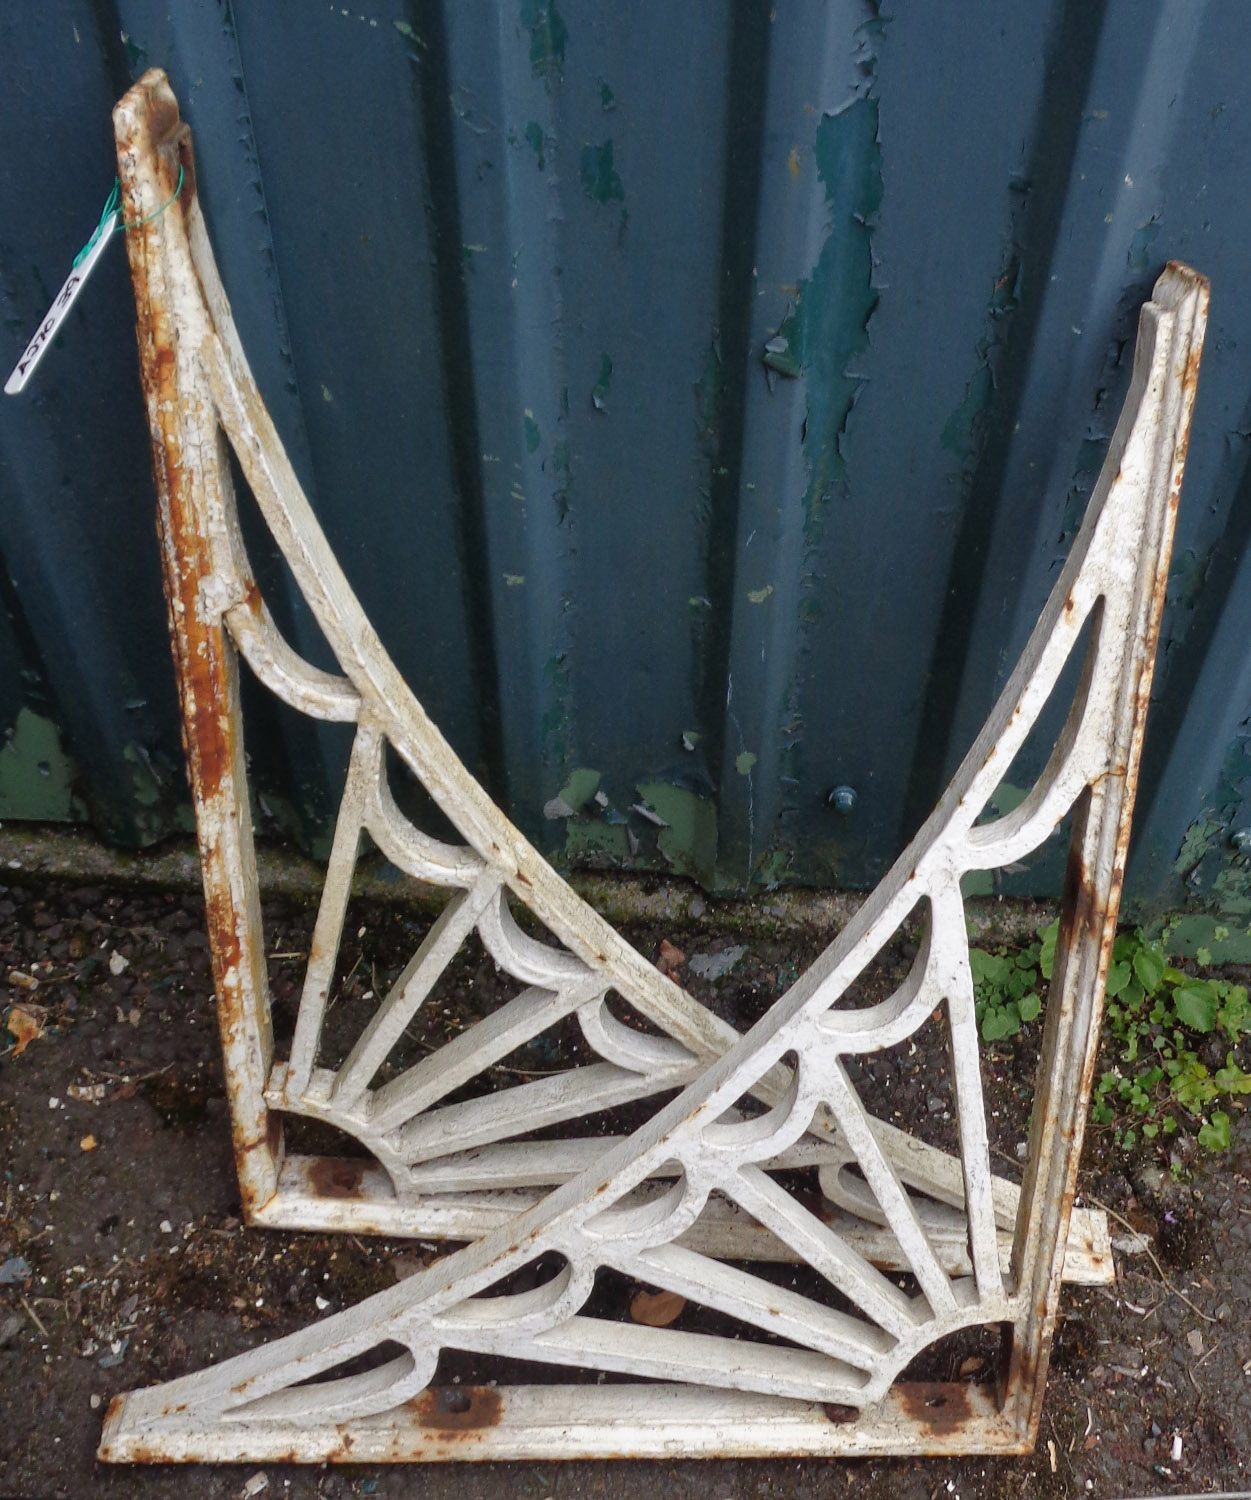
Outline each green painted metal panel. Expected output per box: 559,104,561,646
2,0,1251,925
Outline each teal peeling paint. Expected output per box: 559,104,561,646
392,21,427,50
524,410,541,452
524,120,546,171
1075,438,1107,474
1168,549,1205,611
941,252,1021,459
121,31,148,72
768,91,883,514
941,365,993,457
540,653,570,766
1128,218,1160,271
521,0,567,75
694,341,723,453
579,141,624,206
591,354,613,412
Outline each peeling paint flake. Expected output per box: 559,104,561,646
1128,218,1161,271
521,0,567,76
635,781,718,885
0,708,85,823
941,252,1021,459
763,72,883,501
579,141,624,206
591,354,613,412
544,767,601,820
524,120,546,171
392,20,427,50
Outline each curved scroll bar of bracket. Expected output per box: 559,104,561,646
475,886,594,986
963,598,1108,870
582,1170,708,1253
701,1064,820,1166
224,596,361,723
433,1258,597,1338
285,722,491,1097
818,896,964,1056
229,1348,429,1427
577,995,703,1075
360,728,486,889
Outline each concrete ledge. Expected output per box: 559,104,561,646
0,822,1055,947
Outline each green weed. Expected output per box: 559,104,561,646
969,921,1251,1152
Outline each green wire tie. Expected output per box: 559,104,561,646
72,163,185,269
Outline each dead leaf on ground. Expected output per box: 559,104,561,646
80,1135,98,1153
629,1288,686,1327
390,1253,429,1282
656,940,686,978
4,1003,47,1057
958,1355,985,1378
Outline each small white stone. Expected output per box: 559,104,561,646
159,1220,173,1234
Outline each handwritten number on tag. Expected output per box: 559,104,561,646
4,209,119,396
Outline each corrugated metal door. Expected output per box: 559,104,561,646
3,1,1251,926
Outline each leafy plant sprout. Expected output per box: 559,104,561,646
969,920,1251,1153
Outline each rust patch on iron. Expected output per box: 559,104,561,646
308,1158,367,1199
897,1382,974,1437
412,1385,503,1432
242,576,265,616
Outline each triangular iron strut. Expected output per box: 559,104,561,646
102,71,1207,1462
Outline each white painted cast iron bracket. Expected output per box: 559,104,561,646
100,71,1207,1463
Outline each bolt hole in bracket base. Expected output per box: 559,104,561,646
100,70,1206,1463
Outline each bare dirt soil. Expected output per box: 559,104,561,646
2,878,1250,1499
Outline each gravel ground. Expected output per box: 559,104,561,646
2,878,1250,1498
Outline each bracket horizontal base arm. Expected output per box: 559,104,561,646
252,1155,1115,1285
99,1380,1026,1464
